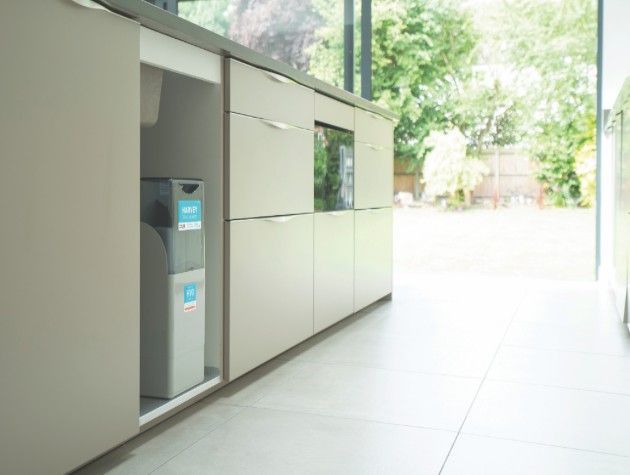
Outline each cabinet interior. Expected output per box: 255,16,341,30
139,66,223,424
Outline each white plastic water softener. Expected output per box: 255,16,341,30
140,178,205,398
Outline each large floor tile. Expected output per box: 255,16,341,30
254,361,480,431
504,320,630,356
488,346,630,394
207,359,303,407
463,380,630,456
154,407,456,475
285,323,499,377
442,433,630,475
76,403,242,475
514,286,618,328
284,298,511,378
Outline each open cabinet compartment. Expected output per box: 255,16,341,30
139,60,223,425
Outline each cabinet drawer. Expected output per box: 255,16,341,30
355,108,394,147
227,59,314,130
227,113,314,219
314,211,354,332
355,142,393,209
354,208,392,311
315,93,354,131
227,214,314,379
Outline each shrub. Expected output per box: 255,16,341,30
422,129,489,207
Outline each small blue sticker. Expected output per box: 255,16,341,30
184,283,197,312
178,200,202,231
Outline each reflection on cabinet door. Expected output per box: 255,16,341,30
355,142,393,209
0,2,139,474
227,214,314,379
354,208,393,311
228,113,314,219
314,211,355,332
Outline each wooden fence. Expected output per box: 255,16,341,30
394,149,542,202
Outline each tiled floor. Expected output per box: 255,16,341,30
78,272,630,474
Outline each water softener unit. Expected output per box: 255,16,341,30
140,178,205,398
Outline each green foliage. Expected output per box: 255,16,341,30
371,0,478,166
422,129,489,207
491,0,597,206
360,0,478,169
314,127,353,211
575,140,597,207
307,0,345,88
177,0,230,36
453,77,524,157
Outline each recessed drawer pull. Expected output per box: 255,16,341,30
365,143,385,151
328,211,346,217
260,118,295,131
69,0,108,10
264,216,296,223
264,70,295,84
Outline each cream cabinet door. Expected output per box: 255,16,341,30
228,113,314,219
355,142,394,209
227,59,314,130
355,108,394,148
0,2,139,473
354,208,393,311
314,211,355,332
227,214,314,379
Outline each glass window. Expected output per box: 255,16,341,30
314,124,354,211
151,0,348,89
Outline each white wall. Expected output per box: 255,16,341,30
599,0,630,287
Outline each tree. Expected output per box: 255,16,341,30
307,0,346,89
422,128,489,207
228,0,323,71
310,0,479,168
491,0,597,206
453,75,524,157
369,0,478,169
177,0,230,36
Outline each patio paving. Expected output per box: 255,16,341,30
394,206,596,281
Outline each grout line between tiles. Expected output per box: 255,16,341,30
502,343,630,359
438,290,528,474
484,376,630,399
274,356,485,381
459,431,630,460
148,404,247,474
243,403,459,435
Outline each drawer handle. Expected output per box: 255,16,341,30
260,119,295,131
264,216,296,223
365,143,385,151
69,0,108,10
264,71,295,85
328,211,347,217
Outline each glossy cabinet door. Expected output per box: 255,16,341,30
355,108,394,148
227,214,314,379
314,211,355,332
613,112,627,320
315,93,354,131
227,59,314,130
354,142,394,209
0,2,139,473
354,208,393,311
228,113,314,219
